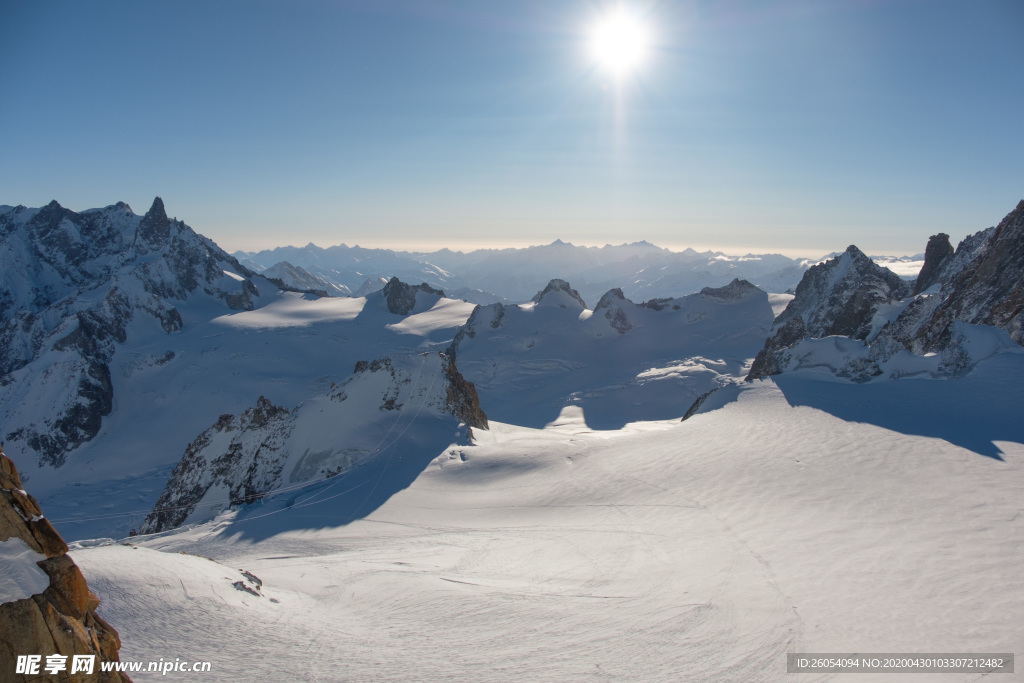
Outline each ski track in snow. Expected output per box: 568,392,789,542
71,377,1024,682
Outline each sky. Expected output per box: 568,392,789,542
2,0,1022,257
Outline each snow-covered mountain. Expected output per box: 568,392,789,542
0,198,490,541
259,261,351,297
449,277,775,428
140,351,486,534
0,198,279,468
748,200,1024,381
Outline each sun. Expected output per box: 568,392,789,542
590,7,649,77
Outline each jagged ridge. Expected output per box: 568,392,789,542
0,198,275,467
139,352,485,534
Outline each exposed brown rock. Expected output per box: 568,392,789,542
0,446,131,682
442,354,488,430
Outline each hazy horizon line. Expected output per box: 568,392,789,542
222,236,919,261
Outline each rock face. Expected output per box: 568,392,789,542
911,233,955,295
592,289,634,334
139,352,486,534
747,247,910,380
699,278,765,302
380,277,445,315
773,245,910,340
531,279,587,310
912,200,1024,349
0,446,131,682
748,199,1024,381
0,198,274,467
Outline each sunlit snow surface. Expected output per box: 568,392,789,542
23,291,475,539
0,537,51,603
71,353,1024,681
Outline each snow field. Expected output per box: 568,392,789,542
73,376,1024,681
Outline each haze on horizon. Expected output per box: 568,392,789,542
2,0,1022,258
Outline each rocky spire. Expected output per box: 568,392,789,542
134,196,171,254
912,233,954,295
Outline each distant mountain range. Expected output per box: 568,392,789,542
235,240,835,306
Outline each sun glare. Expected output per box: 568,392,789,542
590,7,649,77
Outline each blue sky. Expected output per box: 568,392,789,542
2,0,1022,256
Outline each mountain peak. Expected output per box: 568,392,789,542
547,238,575,248
594,287,631,310
147,196,167,221
592,288,634,334
531,279,586,309
136,196,172,253
912,233,955,295
700,278,763,301
381,277,445,315
844,244,867,259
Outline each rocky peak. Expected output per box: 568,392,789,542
594,288,627,311
0,446,131,680
747,245,909,380
1,198,270,470
531,279,586,310
700,278,762,301
748,199,1024,382
134,196,171,254
592,288,634,334
775,244,909,339
913,199,1024,348
381,277,445,315
912,233,955,295
140,352,486,534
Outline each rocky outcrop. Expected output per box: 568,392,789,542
699,278,763,302
911,233,955,295
746,317,809,380
0,198,275,468
139,352,486,534
381,277,445,315
592,289,634,334
0,446,131,682
912,200,1024,349
133,196,171,255
748,247,909,380
749,199,1024,381
441,353,488,429
531,279,587,309
774,245,910,339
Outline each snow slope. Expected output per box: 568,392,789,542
71,351,1024,681
17,289,477,541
